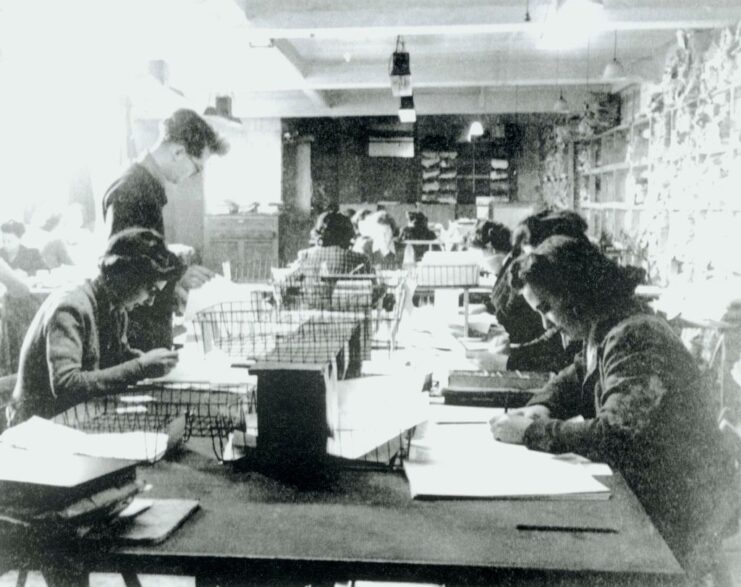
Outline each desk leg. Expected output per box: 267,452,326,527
463,287,470,338
121,572,143,587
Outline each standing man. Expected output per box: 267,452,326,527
102,108,229,350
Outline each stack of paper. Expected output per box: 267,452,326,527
403,423,610,500
1,416,173,463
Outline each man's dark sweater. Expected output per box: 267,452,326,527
102,162,174,350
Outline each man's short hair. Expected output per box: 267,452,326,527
161,109,229,157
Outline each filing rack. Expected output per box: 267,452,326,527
54,382,255,462
193,282,382,367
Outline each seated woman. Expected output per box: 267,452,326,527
399,211,438,262
470,219,511,276
352,210,398,268
8,228,184,425
0,220,47,276
284,210,373,307
0,220,48,374
485,209,588,373
490,235,739,580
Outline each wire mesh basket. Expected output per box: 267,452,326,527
412,263,480,288
193,282,382,366
53,381,255,462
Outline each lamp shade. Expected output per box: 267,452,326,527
390,50,412,97
468,120,484,138
398,95,416,123
553,92,570,113
602,58,625,80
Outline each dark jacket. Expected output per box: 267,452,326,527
102,163,167,237
102,162,173,350
10,277,145,424
524,307,739,567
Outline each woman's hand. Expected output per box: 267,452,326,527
490,405,551,425
487,332,510,355
139,348,179,377
489,405,551,444
490,414,533,444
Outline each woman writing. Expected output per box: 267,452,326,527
8,228,184,425
490,235,738,580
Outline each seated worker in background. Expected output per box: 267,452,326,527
399,210,438,262
483,209,588,373
284,210,373,307
352,210,398,268
470,219,511,276
102,109,228,351
0,220,48,374
39,203,97,271
490,235,739,581
7,228,184,426
0,220,47,276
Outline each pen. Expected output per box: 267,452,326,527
516,524,618,534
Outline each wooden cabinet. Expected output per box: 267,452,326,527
204,214,279,281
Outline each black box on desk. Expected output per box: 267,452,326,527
442,370,550,408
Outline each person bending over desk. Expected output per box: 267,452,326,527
7,228,184,426
484,210,588,373
490,235,739,581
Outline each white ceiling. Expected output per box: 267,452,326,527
3,0,741,118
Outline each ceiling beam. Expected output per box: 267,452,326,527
271,39,332,108
247,17,739,41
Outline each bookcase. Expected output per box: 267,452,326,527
575,77,741,281
456,140,514,205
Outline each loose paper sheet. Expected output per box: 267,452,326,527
403,423,610,499
0,416,172,463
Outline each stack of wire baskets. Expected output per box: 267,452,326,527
53,380,255,462
190,273,419,469
193,277,382,366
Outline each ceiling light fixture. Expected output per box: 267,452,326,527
553,50,569,113
398,95,416,123
602,30,625,80
389,36,412,97
468,120,484,141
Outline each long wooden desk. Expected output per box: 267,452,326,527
1,437,683,586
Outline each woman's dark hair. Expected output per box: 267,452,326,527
0,220,25,238
511,235,641,318
162,109,229,157
406,211,428,228
313,211,355,248
351,209,373,231
472,220,512,253
100,228,184,302
512,210,588,254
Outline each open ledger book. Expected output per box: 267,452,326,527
403,423,610,500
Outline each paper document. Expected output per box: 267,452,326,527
403,423,610,499
1,416,174,463
326,369,430,460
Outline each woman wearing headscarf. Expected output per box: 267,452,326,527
490,235,739,581
8,228,185,425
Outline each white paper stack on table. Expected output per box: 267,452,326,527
403,421,610,500
2,416,175,463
